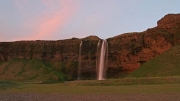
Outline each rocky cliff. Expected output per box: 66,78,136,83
0,14,180,80
107,14,180,77
0,36,100,80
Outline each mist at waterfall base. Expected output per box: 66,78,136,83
78,40,108,80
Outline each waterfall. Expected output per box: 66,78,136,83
77,41,83,80
97,39,108,80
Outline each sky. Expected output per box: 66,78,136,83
0,0,180,41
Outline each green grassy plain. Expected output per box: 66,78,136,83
2,83,180,94
1,78,180,94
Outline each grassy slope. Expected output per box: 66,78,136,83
0,58,67,83
129,45,180,77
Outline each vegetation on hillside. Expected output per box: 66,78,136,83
129,45,180,77
0,58,70,83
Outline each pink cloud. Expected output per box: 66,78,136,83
13,0,79,40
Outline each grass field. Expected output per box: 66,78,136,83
1,79,180,101
2,83,180,94
1,78,180,94
1,83,180,101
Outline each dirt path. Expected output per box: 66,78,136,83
0,93,180,101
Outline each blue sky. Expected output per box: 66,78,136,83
0,0,180,41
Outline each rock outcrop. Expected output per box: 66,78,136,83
157,14,180,29
0,14,180,79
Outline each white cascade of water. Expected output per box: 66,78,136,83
77,41,83,80
97,39,108,80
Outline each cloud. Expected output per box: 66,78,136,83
13,0,79,40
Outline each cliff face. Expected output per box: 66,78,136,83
107,27,173,77
0,36,100,80
0,14,180,79
107,14,180,77
157,14,180,44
